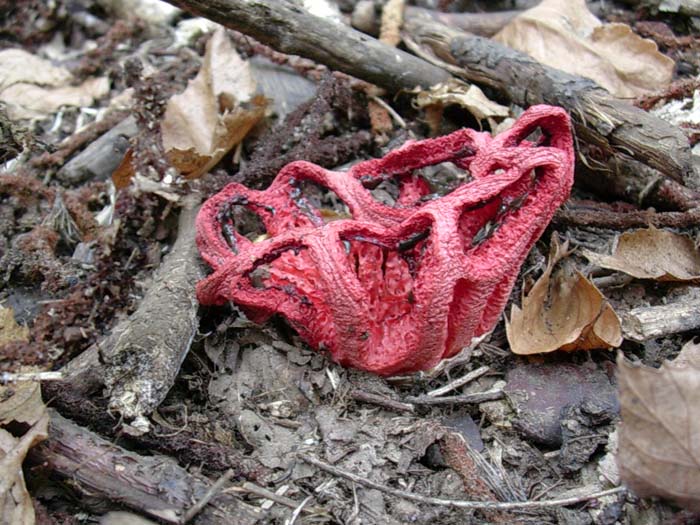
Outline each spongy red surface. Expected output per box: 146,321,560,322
196,105,574,375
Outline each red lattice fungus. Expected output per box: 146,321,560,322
196,105,574,375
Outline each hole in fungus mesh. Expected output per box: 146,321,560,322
217,199,268,254
366,178,400,207
290,179,351,223
414,161,472,197
520,126,552,148
457,169,538,250
243,245,321,309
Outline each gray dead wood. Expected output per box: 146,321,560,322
622,300,700,342
403,17,696,191
160,0,697,209
160,0,451,93
56,116,137,185
99,197,202,423
31,410,261,525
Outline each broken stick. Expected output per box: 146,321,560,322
161,0,451,93
31,410,260,525
94,196,202,426
622,299,700,342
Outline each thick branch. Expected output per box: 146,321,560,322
404,17,695,189
101,197,202,423
161,0,451,93
31,411,260,525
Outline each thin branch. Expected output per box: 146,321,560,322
349,389,415,413
181,469,235,524
299,454,626,510
406,388,504,406
426,365,490,397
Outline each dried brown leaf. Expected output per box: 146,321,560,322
0,307,29,347
494,0,674,98
618,345,700,511
0,49,109,120
412,80,510,123
0,412,49,525
161,28,266,179
582,227,700,281
111,149,135,190
506,237,622,355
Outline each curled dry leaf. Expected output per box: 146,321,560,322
494,0,674,98
0,307,49,525
618,342,700,512
506,237,622,355
0,413,49,525
161,28,267,179
412,79,510,124
0,49,109,120
582,227,700,281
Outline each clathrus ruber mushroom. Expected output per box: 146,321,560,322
196,105,574,375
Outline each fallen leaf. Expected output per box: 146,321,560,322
0,307,49,525
582,226,700,281
494,0,674,98
0,49,109,120
161,28,267,179
412,79,510,123
0,307,29,347
0,413,49,525
111,149,135,190
506,236,622,354
618,343,700,512
0,49,72,90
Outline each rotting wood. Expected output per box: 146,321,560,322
554,205,700,229
30,410,261,525
100,196,202,425
160,0,451,93
622,300,700,342
403,16,696,190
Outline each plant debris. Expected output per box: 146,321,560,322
506,236,623,354
618,340,700,512
161,28,267,179
583,226,700,281
494,0,675,98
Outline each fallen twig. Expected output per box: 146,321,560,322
1,371,63,382
299,454,626,510
426,365,490,397
554,206,700,229
161,0,450,93
406,389,504,406
622,300,700,342
32,410,261,525
181,469,235,524
349,389,415,413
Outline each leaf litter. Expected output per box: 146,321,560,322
583,226,700,281
0,307,49,525
506,236,623,355
1,0,699,523
618,339,700,512
494,0,674,98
